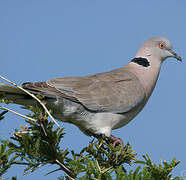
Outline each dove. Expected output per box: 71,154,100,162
0,37,182,146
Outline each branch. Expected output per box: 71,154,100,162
0,75,60,127
55,159,76,180
0,105,37,122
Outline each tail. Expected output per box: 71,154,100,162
0,82,35,106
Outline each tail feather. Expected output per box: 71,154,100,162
0,82,66,120
0,82,34,106
0,83,27,95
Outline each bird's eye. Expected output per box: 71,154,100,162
158,42,166,49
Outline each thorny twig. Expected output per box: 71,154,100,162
39,118,76,179
55,159,76,180
0,105,37,122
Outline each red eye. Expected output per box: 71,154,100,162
158,42,165,49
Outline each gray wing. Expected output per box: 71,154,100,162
45,68,146,113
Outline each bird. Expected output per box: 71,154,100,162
0,37,182,146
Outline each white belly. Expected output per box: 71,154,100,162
82,112,132,137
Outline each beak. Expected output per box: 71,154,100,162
169,50,182,62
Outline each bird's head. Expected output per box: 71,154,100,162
136,37,182,63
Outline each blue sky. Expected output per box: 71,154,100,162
0,1,186,179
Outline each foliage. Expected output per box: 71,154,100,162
0,97,184,180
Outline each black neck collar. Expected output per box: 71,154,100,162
131,57,150,67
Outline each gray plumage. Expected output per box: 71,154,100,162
23,68,146,114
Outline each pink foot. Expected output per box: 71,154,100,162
110,135,124,148
93,134,124,148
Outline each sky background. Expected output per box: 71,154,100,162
0,1,186,179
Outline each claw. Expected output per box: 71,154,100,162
110,135,124,148
94,134,124,148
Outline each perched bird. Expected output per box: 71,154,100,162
0,37,182,146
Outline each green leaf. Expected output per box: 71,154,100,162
0,110,8,120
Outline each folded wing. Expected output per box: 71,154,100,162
27,68,146,114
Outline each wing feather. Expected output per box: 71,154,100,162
46,68,146,113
